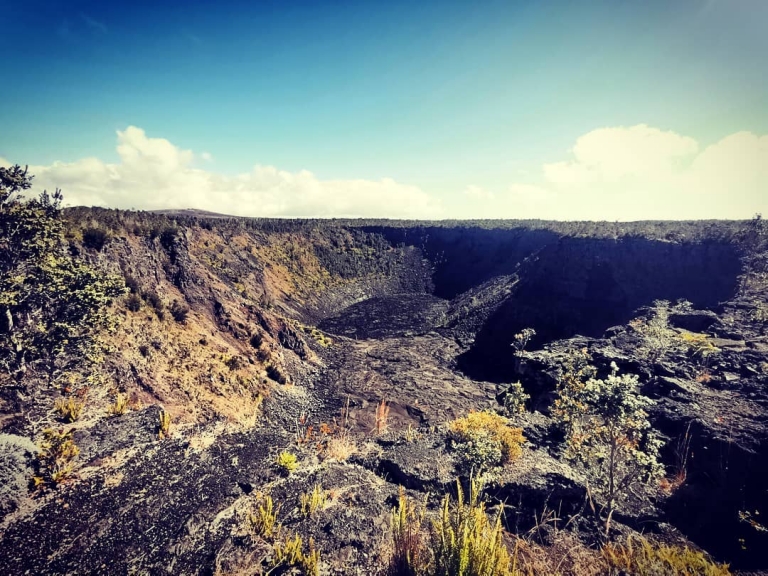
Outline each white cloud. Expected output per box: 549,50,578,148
543,124,699,185
7,124,767,221
19,127,441,219
501,125,766,220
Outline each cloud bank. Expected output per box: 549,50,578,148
2,124,766,220
6,127,440,219
466,124,767,220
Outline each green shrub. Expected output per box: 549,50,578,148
143,289,165,319
554,361,663,537
169,300,189,323
143,289,163,310
267,364,288,384
632,301,678,362
82,227,109,251
276,451,298,475
511,328,536,373
501,382,529,415
250,332,263,348
124,273,140,294
752,303,768,323
224,354,245,371
159,226,179,251
125,293,142,312
0,165,127,389
448,411,525,476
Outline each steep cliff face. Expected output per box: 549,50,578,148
360,225,559,298
61,214,436,428
455,236,742,381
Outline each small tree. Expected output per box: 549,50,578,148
554,361,663,538
0,165,126,388
511,328,535,373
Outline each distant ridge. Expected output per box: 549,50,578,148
151,208,236,219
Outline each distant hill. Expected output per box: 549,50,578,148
150,208,237,219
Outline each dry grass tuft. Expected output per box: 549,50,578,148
324,435,357,461
108,393,129,416
269,534,320,576
300,484,327,519
602,536,730,576
33,428,80,488
54,397,84,423
509,532,606,576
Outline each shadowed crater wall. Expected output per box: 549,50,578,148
360,225,560,298
351,227,741,382
456,237,742,381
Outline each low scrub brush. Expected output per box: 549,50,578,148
448,411,525,476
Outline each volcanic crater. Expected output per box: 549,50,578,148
2,213,767,575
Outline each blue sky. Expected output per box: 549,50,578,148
1,0,767,219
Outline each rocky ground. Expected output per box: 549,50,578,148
1,213,767,575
